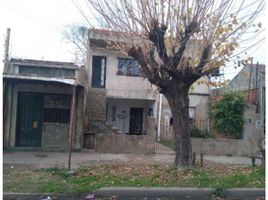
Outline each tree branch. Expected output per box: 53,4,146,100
128,46,171,89
148,19,169,63
173,20,199,69
194,44,212,74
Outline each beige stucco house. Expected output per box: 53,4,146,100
83,29,210,153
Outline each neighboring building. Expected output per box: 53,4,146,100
226,63,265,142
227,63,265,105
3,58,87,151
210,63,265,144
84,29,210,152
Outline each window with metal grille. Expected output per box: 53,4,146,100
117,58,141,76
44,108,70,123
19,66,75,78
43,94,71,123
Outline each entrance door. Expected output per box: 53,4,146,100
16,92,43,147
129,108,143,135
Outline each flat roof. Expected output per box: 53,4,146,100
10,58,80,69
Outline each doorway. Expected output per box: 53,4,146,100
129,108,143,135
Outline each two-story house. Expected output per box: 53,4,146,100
84,29,210,153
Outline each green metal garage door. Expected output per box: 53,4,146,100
16,92,44,147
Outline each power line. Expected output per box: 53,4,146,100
1,2,65,34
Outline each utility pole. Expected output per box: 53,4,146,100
68,86,77,171
3,28,11,73
3,28,11,138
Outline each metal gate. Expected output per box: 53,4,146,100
16,92,43,147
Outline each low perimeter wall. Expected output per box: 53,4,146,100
96,134,155,154
191,138,258,157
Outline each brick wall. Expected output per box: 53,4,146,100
85,88,106,128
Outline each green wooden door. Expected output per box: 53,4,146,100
16,92,43,147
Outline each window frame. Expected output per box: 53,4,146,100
117,57,141,77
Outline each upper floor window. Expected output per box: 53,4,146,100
117,58,141,76
92,56,106,88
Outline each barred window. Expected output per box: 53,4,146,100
43,94,71,123
117,58,141,76
44,108,70,123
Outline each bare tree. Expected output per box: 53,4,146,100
86,0,264,166
62,24,88,65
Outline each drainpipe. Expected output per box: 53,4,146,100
157,94,163,142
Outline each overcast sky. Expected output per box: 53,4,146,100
0,0,266,80
0,0,90,63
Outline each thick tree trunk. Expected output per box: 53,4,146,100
164,84,192,167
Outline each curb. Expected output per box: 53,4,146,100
3,193,84,200
95,187,265,199
3,188,265,200
95,187,214,198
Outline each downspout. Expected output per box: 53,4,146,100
157,94,163,142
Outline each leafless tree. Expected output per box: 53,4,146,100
86,0,264,166
62,24,88,65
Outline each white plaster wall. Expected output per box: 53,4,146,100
87,48,157,99
106,98,155,134
191,77,209,94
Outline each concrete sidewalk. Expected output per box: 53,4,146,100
3,151,260,169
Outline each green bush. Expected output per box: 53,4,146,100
212,91,246,139
190,126,212,138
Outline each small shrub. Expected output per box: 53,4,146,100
190,126,212,138
212,91,246,139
